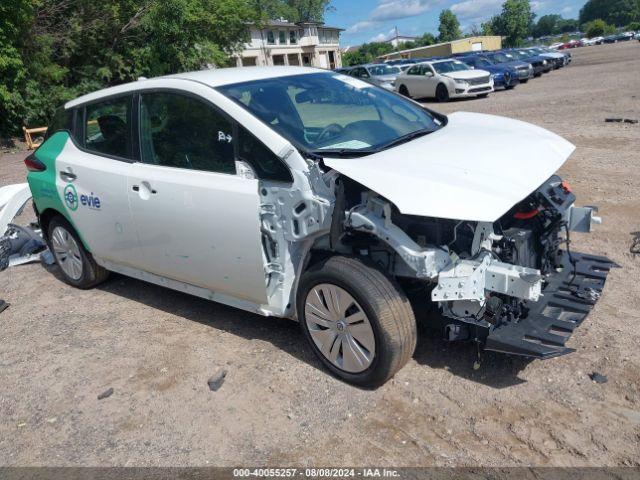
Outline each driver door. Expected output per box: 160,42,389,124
127,91,268,304
421,65,439,98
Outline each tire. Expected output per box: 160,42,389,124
506,84,516,90
47,215,109,289
436,83,450,102
520,79,529,84
297,256,417,387
478,93,489,98
398,85,410,97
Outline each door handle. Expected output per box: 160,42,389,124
60,170,77,182
132,184,157,195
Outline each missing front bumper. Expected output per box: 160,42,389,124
484,250,617,359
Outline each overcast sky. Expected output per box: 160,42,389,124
325,0,586,46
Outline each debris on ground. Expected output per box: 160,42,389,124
0,300,8,314
631,232,640,255
97,387,114,400
589,372,608,384
207,369,227,391
605,118,639,124
0,224,48,270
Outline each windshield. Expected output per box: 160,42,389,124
471,57,492,68
368,65,401,76
487,53,510,63
217,72,442,156
432,60,470,74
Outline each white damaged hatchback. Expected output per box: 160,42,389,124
27,67,614,387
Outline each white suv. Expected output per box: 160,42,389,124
27,67,612,386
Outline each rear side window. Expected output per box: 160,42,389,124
237,126,292,182
45,108,74,140
84,96,133,160
139,92,235,175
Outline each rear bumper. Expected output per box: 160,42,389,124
484,250,617,358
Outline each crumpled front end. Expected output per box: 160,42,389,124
429,175,616,358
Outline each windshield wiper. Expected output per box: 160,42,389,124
309,148,377,158
378,128,435,151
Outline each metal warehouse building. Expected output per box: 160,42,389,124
378,36,503,61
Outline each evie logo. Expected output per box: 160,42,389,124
80,192,101,210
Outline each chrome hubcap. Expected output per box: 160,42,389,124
51,226,83,280
305,283,375,373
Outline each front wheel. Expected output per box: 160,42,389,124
398,85,410,97
297,256,417,387
436,83,450,102
48,215,109,289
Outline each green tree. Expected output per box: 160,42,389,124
487,0,536,47
533,14,561,37
579,0,640,27
438,9,461,42
286,0,334,22
583,18,609,37
0,0,34,137
342,42,393,66
627,21,640,30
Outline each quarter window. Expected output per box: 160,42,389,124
139,92,235,174
237,126,292,182
45,107,74,140
84,96,132,159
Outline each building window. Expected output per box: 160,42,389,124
279,30,286,44
242,57,257,67
287,53,300,65
272,54,285,66
289,30,297,44
267,30,275,45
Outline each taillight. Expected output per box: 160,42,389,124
24,153,46,172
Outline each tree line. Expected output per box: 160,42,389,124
0,0,331,138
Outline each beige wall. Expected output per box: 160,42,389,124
380,36,503,61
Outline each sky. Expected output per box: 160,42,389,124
325,0,587,47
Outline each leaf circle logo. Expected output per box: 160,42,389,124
64,184,79,211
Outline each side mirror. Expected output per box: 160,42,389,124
425,71,434,77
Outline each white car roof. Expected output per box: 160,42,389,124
65,66,321,109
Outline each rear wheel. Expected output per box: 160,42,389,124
48,215,109,289
436,84,450,102
298,256,417,387
398,85,410,97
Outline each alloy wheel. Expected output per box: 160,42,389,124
51,225,83,280
304,283,376,373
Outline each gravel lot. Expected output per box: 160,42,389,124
1,41,639,467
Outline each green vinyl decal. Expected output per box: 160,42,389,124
27,131,90,251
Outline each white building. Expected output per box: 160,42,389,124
234,20,343,69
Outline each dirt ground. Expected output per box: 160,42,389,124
1,42,639,467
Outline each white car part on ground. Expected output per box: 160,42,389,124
324,112,575,222
0,183,31,236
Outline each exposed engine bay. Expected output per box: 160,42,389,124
315,173,615,359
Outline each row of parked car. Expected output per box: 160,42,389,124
335,46,571,102
551,31,638,49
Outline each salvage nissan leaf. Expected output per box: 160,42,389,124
26,67,614,387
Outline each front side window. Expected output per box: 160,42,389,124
368,65,400,76
139,92,235,174
84,96,132,159
217,72,442,156
237,126,292,182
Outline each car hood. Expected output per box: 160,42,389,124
442,69,490,80
323,112,575,222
